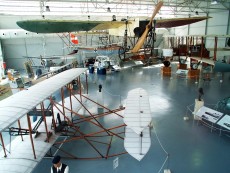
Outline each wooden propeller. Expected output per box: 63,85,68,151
131,1,163,53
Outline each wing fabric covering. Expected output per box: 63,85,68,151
155,17,210,28
16,20,127,33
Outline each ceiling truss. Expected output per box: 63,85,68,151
0,0,229,20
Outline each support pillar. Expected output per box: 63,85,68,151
214,37,218,61
193,99,204,120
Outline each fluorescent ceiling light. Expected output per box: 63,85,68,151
211,0,218,5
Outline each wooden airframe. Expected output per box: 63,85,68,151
0,68,127,173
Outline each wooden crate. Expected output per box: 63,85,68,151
188,68,200,78
178,64,187,70
161,67,171,76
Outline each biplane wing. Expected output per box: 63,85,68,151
16,20,129,33
0,68,87,132
155,16,211,28
0,68,87,173
123,88,152,161
190,57,215,66
23,55,62,60
24,53,77,60
207,47,230,51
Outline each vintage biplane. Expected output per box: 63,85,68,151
22,49,79,79
0,67,129,173
164,34,230,72
24,51,78,68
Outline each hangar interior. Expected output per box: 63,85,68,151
0,1,230,173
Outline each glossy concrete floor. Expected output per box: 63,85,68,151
32,63,230,173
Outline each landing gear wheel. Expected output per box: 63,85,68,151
118,47,125,60
143,46,151,64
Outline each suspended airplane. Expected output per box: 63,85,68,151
16,16,209,57
16,16,209,35
16,2,211,70
16,1,211,67
16,1,209,57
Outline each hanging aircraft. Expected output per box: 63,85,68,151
15,1,214,71
16,1,210,61
16,16,209,35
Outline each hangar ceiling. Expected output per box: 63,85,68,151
0,0,229,38
0,0,229,21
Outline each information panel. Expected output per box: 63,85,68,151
196,106,223,123
176,69,188,77
217,114,230,130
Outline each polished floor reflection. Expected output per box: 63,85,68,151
33,64,230,173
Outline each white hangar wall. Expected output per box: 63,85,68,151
1,37,64,69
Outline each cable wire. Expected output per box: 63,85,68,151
153,122,170,172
